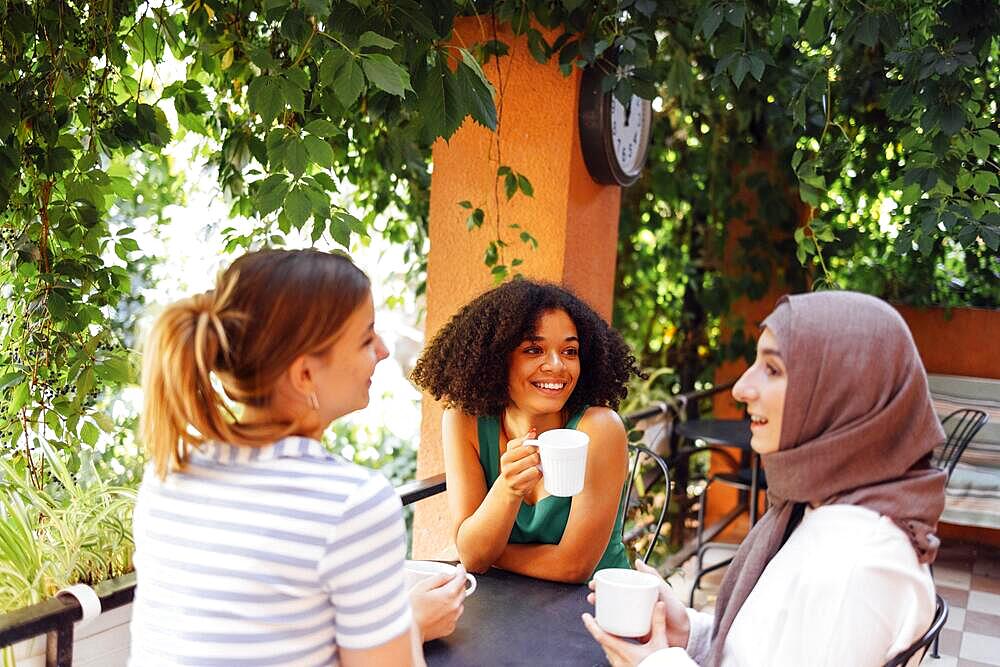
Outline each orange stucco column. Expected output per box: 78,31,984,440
410,20,622,558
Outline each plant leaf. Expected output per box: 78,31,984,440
362,54,412,97
358,31,398,50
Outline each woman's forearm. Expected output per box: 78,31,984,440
454,481,522,572
494,543,596,583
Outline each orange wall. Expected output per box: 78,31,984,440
411,19,623,558
896,305,1000,379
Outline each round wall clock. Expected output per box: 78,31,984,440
578,60,653,187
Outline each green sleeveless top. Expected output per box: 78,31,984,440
477,407,630,575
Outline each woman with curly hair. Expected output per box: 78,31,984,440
411,279,644,583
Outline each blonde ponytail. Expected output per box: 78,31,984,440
140,249,370,478
141,292,231,478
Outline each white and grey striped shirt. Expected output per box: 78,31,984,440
129,437,411,666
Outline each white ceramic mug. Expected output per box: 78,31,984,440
593,568,661,637
522,428,589,497
403,560,477,597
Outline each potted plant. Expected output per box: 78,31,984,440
0,443,136,667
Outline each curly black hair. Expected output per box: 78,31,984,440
411,280,644,417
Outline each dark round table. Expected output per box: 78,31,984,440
424,567,609,666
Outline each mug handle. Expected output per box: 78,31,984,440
521,439,542,473
464,572,477,597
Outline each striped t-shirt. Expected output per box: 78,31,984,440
129,437,412,666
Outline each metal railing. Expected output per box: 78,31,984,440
0,383,735,665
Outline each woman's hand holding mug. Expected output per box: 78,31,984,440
498,428,540,498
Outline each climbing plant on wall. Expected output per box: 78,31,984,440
609,0,1000,391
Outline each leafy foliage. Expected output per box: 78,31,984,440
0,0,503,470
612,0,1000,389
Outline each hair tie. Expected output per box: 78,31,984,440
192,291,232,362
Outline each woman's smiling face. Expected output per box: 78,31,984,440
506,309,581,416
732,327,788,454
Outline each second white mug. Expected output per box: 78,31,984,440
403,560,477,597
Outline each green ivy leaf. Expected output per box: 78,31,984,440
732,56,750,89
724,4,746,27
973,170,998,194
96,356,132,384
301,0,331,19
10,383,29,414
466,208,485,230
804,5,826,45
284,137,309,177
517,174,533,197
484,241,498,266
956,170,973,192
256,174,291,216
527,29,550,64
898,183,922,206
456,60,497,130
505,172,518,200
939,104,965,136
280,8,311,43
247,76,284,126
279,76,305,113
701,5,724,39
320,50,348,86
980,225,999,251
972,137,990,161
285,188,312,227
418,56,464,141
333,59,366,108
358,31,398,50
460,49,495,96
304,119,340,137
328,215,351,247
303,135,334,167
855,13,879,48
362,54,412,97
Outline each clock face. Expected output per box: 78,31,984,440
609,94,651,178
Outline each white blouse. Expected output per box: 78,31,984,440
639,505,936,667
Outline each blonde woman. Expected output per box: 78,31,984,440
131,249,465,667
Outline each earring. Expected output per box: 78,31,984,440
308,392,320,411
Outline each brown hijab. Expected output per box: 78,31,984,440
706,291,946,666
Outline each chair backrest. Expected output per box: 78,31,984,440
622,444,671,564
882,594,948,667
934,408,989,480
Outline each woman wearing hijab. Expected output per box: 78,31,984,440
582,291,947,667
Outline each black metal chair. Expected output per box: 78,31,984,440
674,419,766,605
883,593,948,667
926,408,987,657
934,408,989,481
622,444,672,564
673,419,762,551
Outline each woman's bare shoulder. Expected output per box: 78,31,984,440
442,407,480,448
577,406,626,440
443,406,478,427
